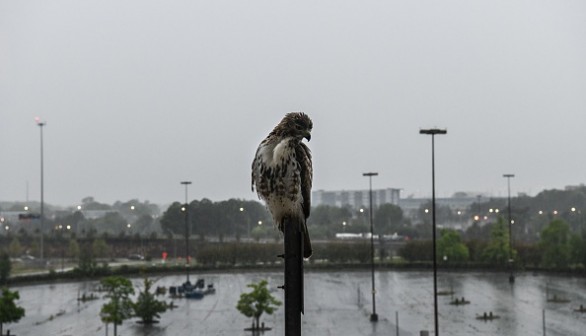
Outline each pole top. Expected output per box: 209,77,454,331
503,174,515,178
35,117,46,126
180,181,192,185
362,172,378,177
419,128,447,135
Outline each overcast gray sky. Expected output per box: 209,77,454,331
1,1,585,207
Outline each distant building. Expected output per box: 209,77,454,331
312,188,401,209
399,193,491,216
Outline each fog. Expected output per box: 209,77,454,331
2,1,585,206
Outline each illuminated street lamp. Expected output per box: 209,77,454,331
419,128,447,336
239,207,250,240
239,207,244,238
503,173,515,283
363,172,378,322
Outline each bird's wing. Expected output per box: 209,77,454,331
296,142,312,219
251,147,260,193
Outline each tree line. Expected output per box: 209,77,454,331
399,217,586,270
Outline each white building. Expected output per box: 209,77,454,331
312,188,401,209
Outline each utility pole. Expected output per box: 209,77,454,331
36,118,46,261
363,172,379,322
503,173,515,283
420,128,447,336
180,181,192,284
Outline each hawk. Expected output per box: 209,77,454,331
251,112,313,258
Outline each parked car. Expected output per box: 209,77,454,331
127,254,145,260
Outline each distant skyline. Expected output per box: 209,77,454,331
2,1,585,207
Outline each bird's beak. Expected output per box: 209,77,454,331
304,132,311,142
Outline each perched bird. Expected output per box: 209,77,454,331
251,112,313,258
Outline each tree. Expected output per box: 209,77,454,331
398,240,433,261
307,205,354,238
437,229,469,262
8,239,21,258
76,244,96,276
569,233,585,266
481,218,515,265
57,211,86,235
100,276,135,336
160,202,185,238
92,212,126,235
133,215,154,233
68,239,80,259
464,222,492,241
374,204,404,234
133,278,167,324
236,280,281,330
0,288,25,335
540,219,571,268
92,238,110,259
0,254,10,285
160,199,270,241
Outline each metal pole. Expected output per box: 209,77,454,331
542,309,546,336
503,173,515,283
363,172,378,322
396,311,400,336
420,128,447,336
283,216,303,336
431,134,438,336
37,119,46,261
180,181,191,283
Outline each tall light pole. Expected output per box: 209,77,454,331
180,181,192,284
363,172,378,322
420,128,447,336
503,173,515,284
240,207,251,240
36,117,46,261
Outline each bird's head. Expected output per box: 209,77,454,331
275,112,313,142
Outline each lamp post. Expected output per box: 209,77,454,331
503,173,515,284
363,172,378,322
419,128,447,336
180,181,192,284
36,117,46,261
240,207,253,241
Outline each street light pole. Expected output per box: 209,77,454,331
420,128,447,336
180,181,192,284
503,173,515,284
240,207,251,240
36,118,46,261
363,172,379,322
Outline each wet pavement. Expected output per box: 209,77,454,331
6,270,586,335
